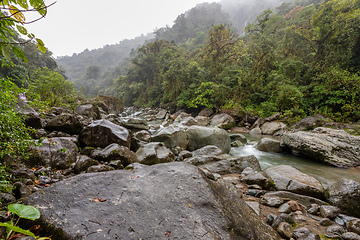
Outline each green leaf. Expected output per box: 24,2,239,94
17,0,29,9
36,38,46,53
8,204,41,220
0,222,36,237
12,46,27,62
16,25,28,35
2,45,11,60
30,0,47,16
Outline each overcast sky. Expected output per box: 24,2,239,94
25,0,218,57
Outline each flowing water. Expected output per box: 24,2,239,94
230,133,360,188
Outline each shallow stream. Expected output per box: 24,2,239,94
230,133,360,188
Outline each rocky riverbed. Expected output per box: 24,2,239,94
1,102,360,240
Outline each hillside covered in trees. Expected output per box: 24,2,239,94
60,0,359,123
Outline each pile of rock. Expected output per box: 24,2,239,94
2,104,360,240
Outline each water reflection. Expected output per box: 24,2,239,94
230,134,360,187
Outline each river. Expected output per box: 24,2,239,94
230,133,360,188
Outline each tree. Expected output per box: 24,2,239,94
0,0,53,62
28,67,75,107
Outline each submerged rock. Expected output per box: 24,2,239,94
22,162,280,240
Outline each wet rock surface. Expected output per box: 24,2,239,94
22,162,280,240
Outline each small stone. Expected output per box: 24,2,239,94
248,184,262,190
307,203,320,215
260,195,284,207
294,215,307,222
38,175,52,186
342,232,360,240
272,213,295,229
347,219,360,234
265,214,276,225
334,216,345,227
319,218,333,226
301,233,320,240
293,227,311,239
326,224,345,235
241,167,255,177
320,205,341,220
287,200,304,212
86,165,115,173
278,203,292,214
277,222,293,239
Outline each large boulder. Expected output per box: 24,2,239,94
291,115,327,131
90,143,138,167
79,119,131,148
256,138,283,153
15,100,43,129
28,137,78,169
96,95,124,114
119,117,149,131
45,113,84,135
135,142,175,165
264,165,324,199
152,125,189,150
201,155,262,175
186,126,231,153
210,113,235,129
197,108,214,117
22,162,280,240
195,115,210,126
192,145,223,156
74,104,101,119
326,178,360,218
282,127,360,167
260,122,287,135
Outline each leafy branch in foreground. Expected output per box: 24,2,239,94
0,203,51,239
0,0,56,62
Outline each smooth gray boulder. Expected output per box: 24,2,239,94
327,178,360,217
255,138,283,153
74,104,100,119
16,100,43,129
193,145,223,156
79,119,131,148
29,137,78,169
197,108,213,117
264,165,324,199
133,130,151,142
195,116,210,126
180,116,198,126
74,155,99,174
45,113,84,135
90,143,138,167
282,127,360,167
152,125,189,150
120,117,149,130
209,113,235,129
260,121,287,135
22,162,280,240
230,134,247,144
186,126,231,153
241,172,274,190
201,155,262,175
135,142,175,165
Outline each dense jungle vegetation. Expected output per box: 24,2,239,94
92,0,360,123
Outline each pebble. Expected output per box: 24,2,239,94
342,232,360,240
277,222,293,239
320,205,341,220
319,218,333,226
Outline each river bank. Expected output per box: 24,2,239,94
1,103,360,239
